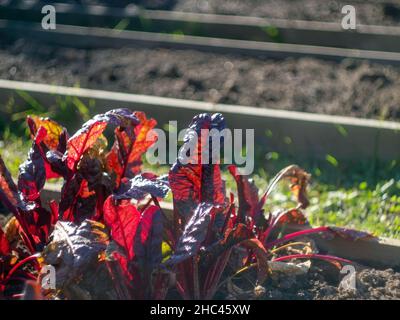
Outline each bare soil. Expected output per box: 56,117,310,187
225,260,400,300
1,39,400,121
263,262,400,300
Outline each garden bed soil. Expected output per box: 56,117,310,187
1,39,400,121
258,262,400,300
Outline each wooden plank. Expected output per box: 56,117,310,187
3,1,400,52
2,19,400,66
0,79,399,163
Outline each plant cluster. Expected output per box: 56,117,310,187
0,109,371,300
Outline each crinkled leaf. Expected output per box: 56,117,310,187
79,154,110,192
103,196,141,260
59,173,85,221
0,155,31,214
169,113,226,220
27,116,68,179
23,207,54,249
114,174,169,201
106,111,157,186
27,116,66,151
42,220,107,288
66,119,108,171
166,203,213,266
126,111,157,176
46,150,68,177
18,127,47,202
66,109,139,171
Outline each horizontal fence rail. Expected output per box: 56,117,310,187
0,79,399,164
2,1,400,52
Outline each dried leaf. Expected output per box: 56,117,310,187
264,165,311,209
241,238,270,285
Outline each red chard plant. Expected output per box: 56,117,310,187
0,108,373,300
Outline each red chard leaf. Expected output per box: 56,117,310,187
46,150,68,178
0,227,10,256
0,155,31,214
166,203,214,266
18,128,47,202
27,116,67,151
42,220,107,288
24,207,54,248
103,196,141,260
114,174,169,201
106,111,157,186
66,119,108,171
134,205,163,271
169,113,227,220
59,173,85,221
66,108,139,172
228,165,264,225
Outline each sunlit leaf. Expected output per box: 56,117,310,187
42,220,107,288
103,196,141,260
66,109,139,171
169,113,227,220
0,226,10,256
27,116,66,151
114,174,169,201
166,203,215,266
106,111,157,186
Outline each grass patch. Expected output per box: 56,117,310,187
1,133,399,239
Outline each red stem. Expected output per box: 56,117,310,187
266,226,330,249
4,254,41,283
